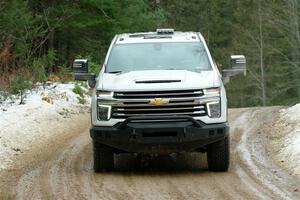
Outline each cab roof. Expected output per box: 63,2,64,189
115,29,201,44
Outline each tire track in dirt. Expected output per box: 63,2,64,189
230,108,298,200
2,108,300,199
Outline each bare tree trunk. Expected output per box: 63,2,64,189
259,0,267,106
49,29,54,50
290,0,300,100
66,34,71,67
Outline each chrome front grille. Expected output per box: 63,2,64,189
111,90,206,118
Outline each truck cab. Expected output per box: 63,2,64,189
73,29,246,172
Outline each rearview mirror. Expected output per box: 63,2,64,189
73,59,96,88
222,55,246,84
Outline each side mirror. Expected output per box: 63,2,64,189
73,59,88,73
222,55,246,84
73,59,96,88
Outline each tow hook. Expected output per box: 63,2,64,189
130,130,138,143
183,128,187,137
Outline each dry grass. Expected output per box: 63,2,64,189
0,75,10,91
0,66,73,92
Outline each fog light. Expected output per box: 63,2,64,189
96,90,113,98
204,87,220,95
207,102,221,118
97,105,111,121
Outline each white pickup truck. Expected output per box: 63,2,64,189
73,29,246,172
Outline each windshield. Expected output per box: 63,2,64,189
106,42,212,73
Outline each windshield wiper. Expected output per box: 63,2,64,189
165,68,187,71
108,71,123,74
165,68,202,73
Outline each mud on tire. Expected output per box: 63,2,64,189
207,137,229,172
93,141,114,172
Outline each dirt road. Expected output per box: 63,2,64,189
1,107,300,199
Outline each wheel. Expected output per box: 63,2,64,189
207,137,230,172
93,141,114,172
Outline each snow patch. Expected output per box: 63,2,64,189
278,103,300,176
0,82,90,170
281,103,300,122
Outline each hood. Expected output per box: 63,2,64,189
98,70,219,91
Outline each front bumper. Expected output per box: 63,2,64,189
90,115,229,154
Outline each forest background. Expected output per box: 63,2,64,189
1,0,299,107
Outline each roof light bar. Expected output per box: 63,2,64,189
156,28,174,34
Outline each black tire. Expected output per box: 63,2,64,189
207,136,229,172
93,141,114,172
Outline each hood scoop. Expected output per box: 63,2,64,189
135,80,181,84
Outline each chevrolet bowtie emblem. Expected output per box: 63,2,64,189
149,98,169,106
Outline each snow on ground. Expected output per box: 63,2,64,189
278,104,300,176
0,82,90,170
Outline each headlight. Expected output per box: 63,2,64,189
96,91,114,121
96,90,113,98
97,105,111,121
204,88,220,96
207,101,221,118
97,99,118,121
